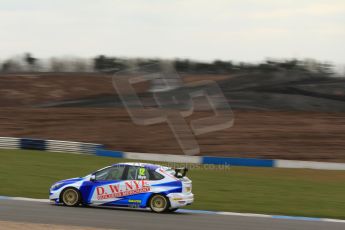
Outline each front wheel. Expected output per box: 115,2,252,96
61,188,81,207
149,194,169,213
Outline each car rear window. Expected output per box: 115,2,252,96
164,168,178,177
151,171,165,180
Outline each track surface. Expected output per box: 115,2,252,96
0,200,344,230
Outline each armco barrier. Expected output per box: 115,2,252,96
20,138,46,150
0,137,102,154
123,151,201,164
275,159,345,170
0,137,20,149
96,149,123,158
202,156,274,167
1,137,345,170
46,140,102,154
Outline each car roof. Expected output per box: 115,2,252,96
111,162,162,171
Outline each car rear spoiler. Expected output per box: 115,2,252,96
174,167,188,178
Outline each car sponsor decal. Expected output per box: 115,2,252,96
95,180,150,201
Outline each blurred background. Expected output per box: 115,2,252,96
1,0,345,161
1,1,345,228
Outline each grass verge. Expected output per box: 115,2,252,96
1,149,345,219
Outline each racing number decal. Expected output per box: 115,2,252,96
139,168,145,176
138,167,146,180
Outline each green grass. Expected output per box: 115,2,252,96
1,149,345,219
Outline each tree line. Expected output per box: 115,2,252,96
0,53,337,76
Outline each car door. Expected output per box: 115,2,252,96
87,165,127,205
118,166,153,207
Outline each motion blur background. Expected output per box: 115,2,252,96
1,1,345,229
1,0,345,161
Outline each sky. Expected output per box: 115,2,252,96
0,0,344,68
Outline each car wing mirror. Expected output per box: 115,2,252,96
90,174,96,182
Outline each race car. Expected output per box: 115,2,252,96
49,162,194,213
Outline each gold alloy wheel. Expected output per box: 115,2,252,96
150,194,168,213
62,189,79,206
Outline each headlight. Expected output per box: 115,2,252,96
51,182,63,190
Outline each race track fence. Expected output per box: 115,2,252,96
1,137,345,170
0,137,20,149
0,137,103,154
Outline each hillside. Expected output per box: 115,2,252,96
1,72,345,162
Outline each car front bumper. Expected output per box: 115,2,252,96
49,188,62,204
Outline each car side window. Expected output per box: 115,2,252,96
94,166,125,181
150,171,165,180
126,166,150,180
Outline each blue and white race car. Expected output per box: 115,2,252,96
49,163,194,213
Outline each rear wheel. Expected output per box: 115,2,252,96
61,188,81,207
149,194,169,213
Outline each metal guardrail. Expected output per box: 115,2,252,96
0,137,102,154
0,137,20,149
1,137,345,170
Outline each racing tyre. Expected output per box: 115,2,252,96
149,194,169,213
61,188,81,207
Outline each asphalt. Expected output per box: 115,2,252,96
0,199,344,230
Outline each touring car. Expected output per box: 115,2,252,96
49,163,193,213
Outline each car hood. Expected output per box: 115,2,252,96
55,177,84,185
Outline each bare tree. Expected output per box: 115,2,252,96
24,53,37,72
